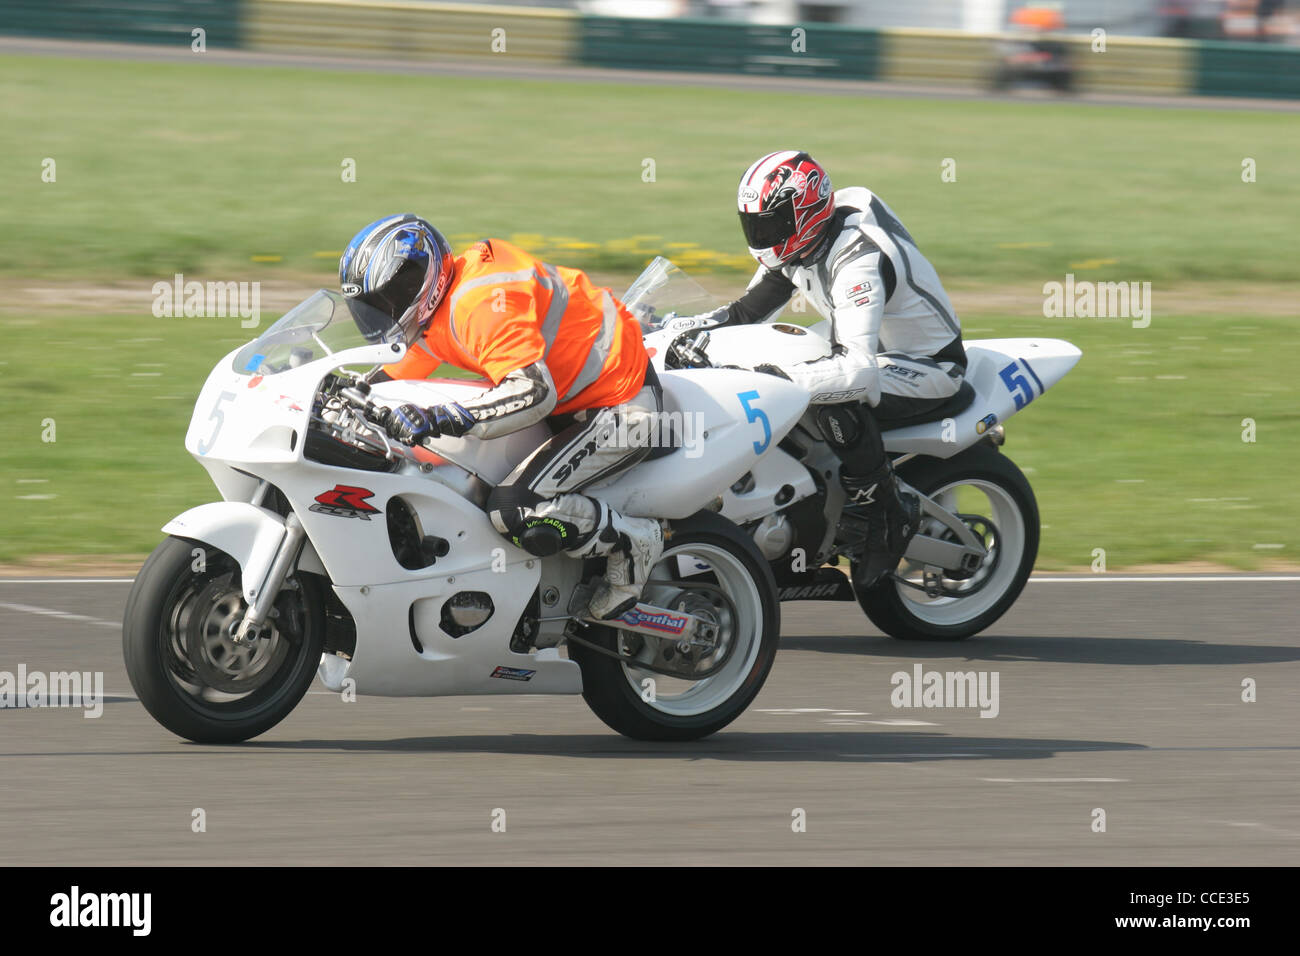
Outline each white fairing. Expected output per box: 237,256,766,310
881,337,1081,456
590,368,809,518
172,338,810,699
648,321,1080,458
645,322,831,375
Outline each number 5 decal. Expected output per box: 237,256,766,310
998,359,1043,411
197,390,236,455
738,390,770,454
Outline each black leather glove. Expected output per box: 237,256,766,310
754,363,792,381
384,402,476,443
428,402,476,438
385,404,434,444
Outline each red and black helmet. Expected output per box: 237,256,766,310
737,151,835,269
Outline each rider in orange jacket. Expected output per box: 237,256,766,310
341,214,664,619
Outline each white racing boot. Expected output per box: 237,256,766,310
572,503,665,620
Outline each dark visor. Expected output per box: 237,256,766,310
343,295,402,343
739,202,797,249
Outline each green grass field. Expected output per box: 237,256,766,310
4,54,1299,282
1,53,1297,568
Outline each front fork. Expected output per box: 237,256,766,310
232,504,307,646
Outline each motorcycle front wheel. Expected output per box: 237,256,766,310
123,535,325,743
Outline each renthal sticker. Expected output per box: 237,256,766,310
310,484,380,520
975,413,998,434
771,323,807,336
490,665,535,682
618,607,690,635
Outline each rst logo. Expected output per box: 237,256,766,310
310,485,380,520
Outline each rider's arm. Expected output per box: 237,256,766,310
457,361,557,439
664,267,794,333
779,243,895,406
452,293,559,439
724,267,796,325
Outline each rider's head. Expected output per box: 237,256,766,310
339,214,454,346
737,151,835,270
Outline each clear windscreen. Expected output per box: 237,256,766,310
620,257,723,332
231,290,399,376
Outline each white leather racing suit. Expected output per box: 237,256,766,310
718,186,966,416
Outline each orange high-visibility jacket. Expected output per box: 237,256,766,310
384,239,647,415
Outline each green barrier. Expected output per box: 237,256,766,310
0,0,242,48
1194,40,1300,99
578,15,881,80
241,0,575,62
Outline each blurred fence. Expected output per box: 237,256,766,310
2,0,1297,98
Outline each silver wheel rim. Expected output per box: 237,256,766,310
894,478,1026,626
616,541,764,718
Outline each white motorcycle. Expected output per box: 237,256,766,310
627,258,1081,643
124,277,816,743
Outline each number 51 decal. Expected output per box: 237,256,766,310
998,358,1045,411
737,390,770,454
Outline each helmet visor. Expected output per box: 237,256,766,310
344,295,405,344
739,202,797,250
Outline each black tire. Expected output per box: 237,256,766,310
123,535,326,743
854,443,1039,641
568,511,780,741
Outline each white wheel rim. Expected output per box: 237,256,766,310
616,541,764,718
893,478,1026,626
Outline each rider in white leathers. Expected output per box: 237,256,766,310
670,150,968,587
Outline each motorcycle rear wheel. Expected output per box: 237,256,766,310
568,511,779,741
853,443,1039,641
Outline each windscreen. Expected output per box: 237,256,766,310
230,290,399,376
620,257,723,332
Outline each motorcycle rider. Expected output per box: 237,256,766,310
339,214,664,620
668,151,967,587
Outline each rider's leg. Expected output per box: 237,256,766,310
818,350,965,587
815,402,919,588
487,375,665,619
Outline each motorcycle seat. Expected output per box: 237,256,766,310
876,380,976,430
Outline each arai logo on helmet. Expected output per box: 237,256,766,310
737,185,760,205
341,283,362,297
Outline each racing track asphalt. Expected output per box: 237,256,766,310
1,575,1297,865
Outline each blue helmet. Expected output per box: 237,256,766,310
339,214,454,345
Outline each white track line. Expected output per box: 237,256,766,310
0,579,136,584
0,602,120,628
1028,575,1300,583
0,575,1297,586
